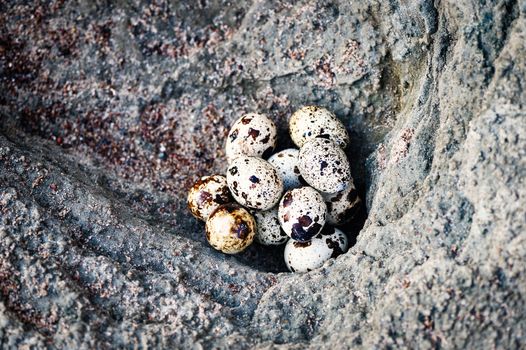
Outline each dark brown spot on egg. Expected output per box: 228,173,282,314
283,212,290,222
187,201,198,217
261,134,270,144
233,220,250,239
231,181,239,196
249,175,260,184
331,191,344,202
248,128,260,140
229,129,239,142
320,161,328,171
293,166,300,174
241,116,252,124
307,223,322,235
317,134,331,140
198,191,213,206
326,238,344,259
283,192,293,207
291,222,319,242
297,215,312,227
293,241,312,248
229,166,238,176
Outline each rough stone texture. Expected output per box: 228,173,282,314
1,0,525,348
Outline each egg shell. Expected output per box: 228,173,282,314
322,181,362,225
298,138,352,194
289,106,349,149
205,204,256,254
278,187,327,242
187,175,232,221
226,156,283,210
225,113,277,163
284,226,349,273
267,148,303,191
253,207,288,246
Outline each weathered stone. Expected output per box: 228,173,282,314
0,0,524,348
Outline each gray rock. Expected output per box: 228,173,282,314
0,0,524,348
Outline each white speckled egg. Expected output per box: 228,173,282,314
267,148,303,191
187,175,232,221
322,181,362,225
284,226,349,273
278,187,326,242
205,204,256,254
226,156,283,210
253,207,288,246
298,138,352,194
289,106,349,149
225,113,277,163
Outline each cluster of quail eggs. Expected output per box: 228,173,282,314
187,107,362,273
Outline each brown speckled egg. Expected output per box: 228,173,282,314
205,204,256,254
298,138,352,194
284,226,348,273
226,156,283,210
225,113,277,163
322,181,362,225
278,187,326,242
253,207,288,246
187,175,232,221
267,148,303,191
289,106,349,149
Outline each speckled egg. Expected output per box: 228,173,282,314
226,156,283,210
253,207,288,246
284,226,349,273
205,203,256,254
187,175,232,221
278,187,326,242
225,113,277,163
289,106,350,149
298,138,352,194
267,148,303,191
322,181,362,225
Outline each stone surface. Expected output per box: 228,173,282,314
1,0,525,348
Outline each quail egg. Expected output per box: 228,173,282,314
225,113,277,163
284,226,349,273
278,187,326,242
205,203,256,254
253,207,288,246
267,148,303,191
226,156,283,210
298,138,352,194
187,175,232,221
289,106,349,149
322,182,362,225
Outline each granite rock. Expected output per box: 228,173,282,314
0,0,525,348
